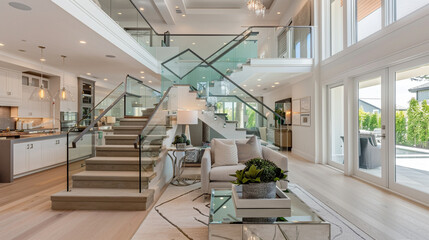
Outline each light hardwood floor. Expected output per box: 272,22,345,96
0,162,157,240
284,152,429,240
1,154,429,240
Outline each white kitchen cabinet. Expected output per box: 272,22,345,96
13,136,66,176
13,143,27,175
0,69,21,106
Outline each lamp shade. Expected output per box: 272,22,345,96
177,110,198,125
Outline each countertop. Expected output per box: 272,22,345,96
0,132,68,143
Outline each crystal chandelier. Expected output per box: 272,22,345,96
247,0,266,17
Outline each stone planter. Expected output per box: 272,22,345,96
176,143,186,150
242,182,276,199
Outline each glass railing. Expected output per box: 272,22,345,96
125,76,162,117
161,49,286,148
66,75,162,192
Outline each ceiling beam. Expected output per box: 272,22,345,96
153,0,175,25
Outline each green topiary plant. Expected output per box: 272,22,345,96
230,158,287,185
172,133,190,145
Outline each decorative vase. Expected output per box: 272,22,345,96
242,182,276,199
176,143,186,150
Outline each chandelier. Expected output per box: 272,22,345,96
247,0,266,17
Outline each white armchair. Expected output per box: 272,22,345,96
201,142,288,195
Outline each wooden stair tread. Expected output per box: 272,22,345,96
235,128,247,131
52,188,154,201
86,157,158,165
73,171,156,181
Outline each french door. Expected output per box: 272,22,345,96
328,84,345,170
352,58,429,206
354,70,388,187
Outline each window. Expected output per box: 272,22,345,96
329,85,345,167
356,0,382,41
395,0,429,20
330,0,344,55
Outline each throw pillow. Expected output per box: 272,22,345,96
210,138,235,163
212,139,239,167
236,136,263,163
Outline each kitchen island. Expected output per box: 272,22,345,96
0,131,94,183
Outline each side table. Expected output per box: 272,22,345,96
167,146,201,186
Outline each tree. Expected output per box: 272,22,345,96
407,98,420,146
396,111,406,145
420,100,429,147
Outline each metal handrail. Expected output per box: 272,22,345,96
162,49,285,121
127,75,161,94
133,86,174,148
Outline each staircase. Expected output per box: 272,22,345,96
51,115,169,211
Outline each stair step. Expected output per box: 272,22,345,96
51,188,155,210
214,113,227,116
105,134,166,145
72,171,156,189
226,120,238,123
96,145,160,157
86,157,157,165
119,118,148,126
235,128,247,131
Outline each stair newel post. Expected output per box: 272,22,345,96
67,132,70,192
138,134,142,193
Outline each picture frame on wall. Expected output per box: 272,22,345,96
301,113,311,127
301,96,311,113
292,99,301,125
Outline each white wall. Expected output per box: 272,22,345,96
263,76,316,161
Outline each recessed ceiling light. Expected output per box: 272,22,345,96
257,78,261,81
139,7,144,11
104,78,108,81
250,89,254,92
175,6,179,9
9,2,32,11
0,43,4,47
140,71,145,74
192,42,196,45
275,82,279,84
140,76,145,79
243,84,247,87
148,80,152,83
118,12,122,15
277,12,281,15
223,42,226,45
272,85,275,88
182,14,186,17
170,39,174,42
86,73,91,76
257,85,261,87
40,58,46,62
105,54,116,58
79,40,86,44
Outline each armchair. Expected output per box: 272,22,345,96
201,139,288,194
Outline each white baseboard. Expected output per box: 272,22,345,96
292,148,315,163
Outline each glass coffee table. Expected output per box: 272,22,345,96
209,188,330,240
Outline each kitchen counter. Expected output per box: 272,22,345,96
0,132,67,143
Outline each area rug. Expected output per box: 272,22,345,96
132,183,373,240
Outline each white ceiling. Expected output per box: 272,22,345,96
0,0,160,90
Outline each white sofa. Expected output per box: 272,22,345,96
201,139,288,194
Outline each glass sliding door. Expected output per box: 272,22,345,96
328,84,345,169
356,72,387,185
392,63,429,199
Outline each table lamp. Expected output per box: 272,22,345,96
177,110,198,144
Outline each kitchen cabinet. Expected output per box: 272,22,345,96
0,69,22,106
12,136,66,176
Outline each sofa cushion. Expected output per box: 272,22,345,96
210,164,246,181
210,138,236,163
236,136,263,163
212,139,239,167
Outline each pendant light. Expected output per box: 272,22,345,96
54,55,75,102
30,46,52,102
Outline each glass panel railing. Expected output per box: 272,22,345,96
125,76,162,117
134,86,176,192
161,50,284,148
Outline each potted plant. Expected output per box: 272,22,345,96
172,134,190,150
230,158,287,199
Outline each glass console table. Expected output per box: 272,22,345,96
209,188,330,240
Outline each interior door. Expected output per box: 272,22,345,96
355,71,388,186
